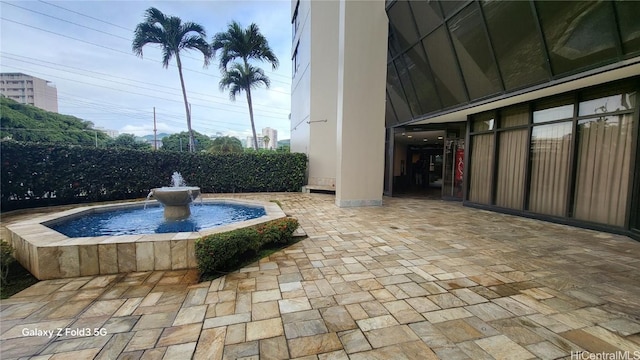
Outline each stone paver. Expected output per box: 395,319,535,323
1,193,640,359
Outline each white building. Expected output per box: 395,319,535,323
262,127,278,150
0,73,58,113
247,128,279,150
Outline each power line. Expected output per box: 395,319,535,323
33,0,294,82
37,0,131,32
1,52,291,111
0,17,292,93
0,52,291,114
1,63,289,121
1,1,131,41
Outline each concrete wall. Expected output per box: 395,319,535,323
335,0,388,207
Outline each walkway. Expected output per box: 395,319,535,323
1,193,639,359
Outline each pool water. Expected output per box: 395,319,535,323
50,203,266,237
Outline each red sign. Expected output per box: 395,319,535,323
454,148,464,183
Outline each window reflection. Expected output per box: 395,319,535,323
409,0,443,37
579,92,636,116
536,1,618,75
387,1,419,52
386,63,413,123
448,2,502,99
482,0,549,90
403,44,440,113
533,105,573,123
422,26,468,107
614,0,640,55
472,112,494,132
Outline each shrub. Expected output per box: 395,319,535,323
196,217,299,275
1,141,307,211
1,241,15,285
256,217,299,244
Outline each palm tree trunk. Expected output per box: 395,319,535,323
246,87,259,150
176,53,195,152
242,58,259,151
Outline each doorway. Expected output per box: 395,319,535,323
392,129,445,198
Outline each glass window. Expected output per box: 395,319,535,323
472,111,494,132
448,2,502,99
386,63,413,123
579,87,636,116
495,129,528,210
536,1,618,75
528,122,572,217
395,57,422,118
614,0,640,55
500,104,529,128
482,0,550,90
573,114,634,226
409,0,443,37
403,44,440,113
422,26,468,108
387,1,420,52
440,0,469,18
468,133,494,204
385,93,399,127
533,96,575,123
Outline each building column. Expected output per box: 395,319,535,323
335,0,388,207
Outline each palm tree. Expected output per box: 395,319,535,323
212,21,278,150
209,136,243,153
262,135,270,150
132,7,211,153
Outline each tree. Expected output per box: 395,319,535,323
212,21,279,150
262,135,270,149
209,136,243,153
161,131,213,152
132,7,211,153
105,134,152,150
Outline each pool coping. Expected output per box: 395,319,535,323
6,198,286,280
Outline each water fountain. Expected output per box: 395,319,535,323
148,172,201,220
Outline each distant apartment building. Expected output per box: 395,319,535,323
93,126,119,138
0,73,58,113
247,127,279,149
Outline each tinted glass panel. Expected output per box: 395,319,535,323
615,0,640,55
537,1,618,75
385,93,399,127
472,111,495,132
448,2,502,99
500,104,529,128
403,44,441,113
482,0,550,90
395,57,422,117
579,87,636,116
386,63,413,123
388,1,420,52
440,0,469,18
574,114,634,226
533,96,575,123
409,0,443,37
422,26,468,107
529,122,572,217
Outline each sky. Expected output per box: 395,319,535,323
0,0,293,140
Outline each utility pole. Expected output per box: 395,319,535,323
94,131,98,148
153,107,157,150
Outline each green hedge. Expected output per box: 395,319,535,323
195,217,299,275
0,141,307,211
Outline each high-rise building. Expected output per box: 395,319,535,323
247,128,278,150
291,0,640,240
0,73,58,113
262,127,278,150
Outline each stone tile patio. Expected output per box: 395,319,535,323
1,193,639,359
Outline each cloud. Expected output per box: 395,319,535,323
0,1,292,139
